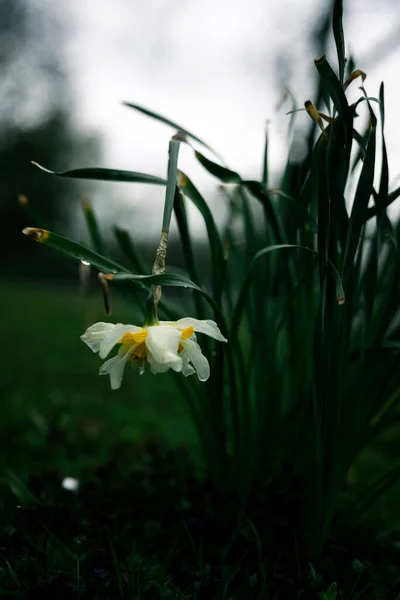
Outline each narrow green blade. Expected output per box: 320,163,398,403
114,226,147,274
343,102,377,284
177,172,224,300
231,244,318,341
32,162,166,185
123,101,224,162
82,197,106,255
332,0,345,84
195,151,241,183
314,56,352,148
22,227,146,288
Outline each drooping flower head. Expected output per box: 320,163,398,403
81,318,227,389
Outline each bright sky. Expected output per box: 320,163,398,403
60,0,400,239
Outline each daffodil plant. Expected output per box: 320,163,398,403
79,140,227,389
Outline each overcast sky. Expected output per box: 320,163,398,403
53,0,400,238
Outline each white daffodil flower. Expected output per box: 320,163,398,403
80,318,227,389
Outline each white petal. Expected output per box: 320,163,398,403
146,326,182,373
174,318,227,342
99,324,143,359
181,351,195,377
80,322,116,353
147,353,175,374
180,339,210,381
99,353,130,390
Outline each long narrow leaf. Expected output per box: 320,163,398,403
82,197,106,255
231,244,317,341
343,102,377,284
114,226,147,274
32,162,166,185
195,151,241,183
23,227,133,276
314,56,352,149
177,171,224,300
332,0,345,85
123,101,224,162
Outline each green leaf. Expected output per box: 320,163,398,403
195,151,242,183
326,121,350,252
22,227,147,290
172,187,205,320
242,181,286,244
162,139,181,231
316,135,329,269
108,270,203,290
378,83,389,202
177,170,224,299
82,197,106,255
108,268,225,321
231,244,317,341
114,226,147,274
327,261,345,305
374,82,390,243
332,0,345,84
123,101,224,162
262,123,269,187
367,186,400,219
319,582,337,600
314,56,352,149
32,162,167,185
343,100,377,284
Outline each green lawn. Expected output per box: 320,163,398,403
0,280,196,476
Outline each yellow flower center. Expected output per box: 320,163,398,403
178,326,194,353
118,326,194,359
118,330,148,361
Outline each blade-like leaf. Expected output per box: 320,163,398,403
173,187,205,320
231,244,317,341
177,171,224,299
22,227,147,290
195,151,242,183
343,101,377,284
123,101,224,162
332,0,345,85
32,162,166,185
82,197,106,255
108,269,225,321
114,226,147,274
367,186,400,219
314,56,352,149
262,123,269,187
162,139,181,230
108,270,202,290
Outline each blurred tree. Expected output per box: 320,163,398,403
0,0,101,276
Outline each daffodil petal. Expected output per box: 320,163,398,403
80,322,116,353
99,353,130,390
180,339,210,381
181,351,195,377
173,318,227,342
147,352,175,374
99,324,143,359
146,325,182,372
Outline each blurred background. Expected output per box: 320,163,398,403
2,0,400,476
